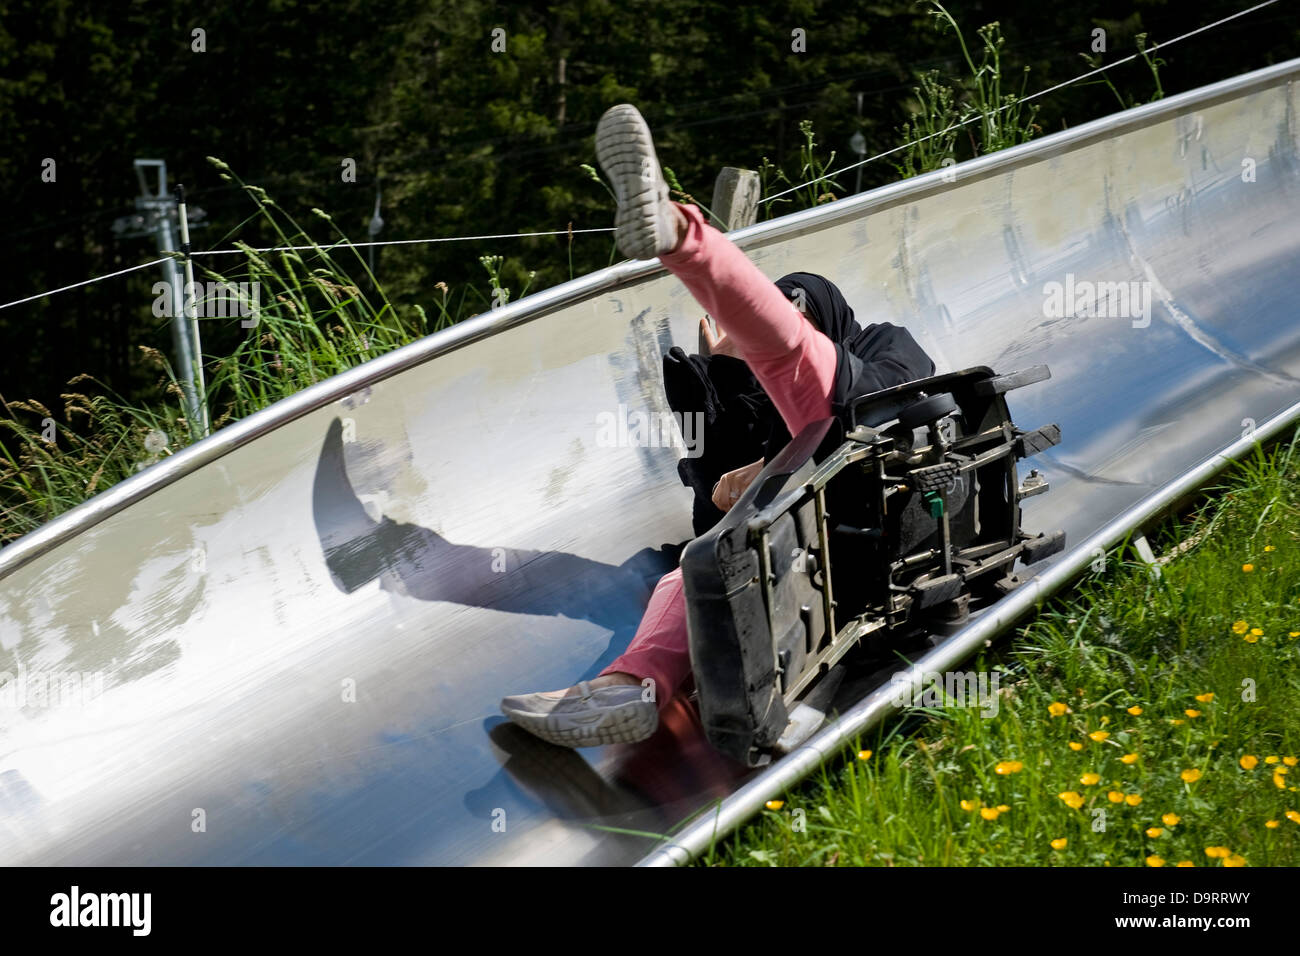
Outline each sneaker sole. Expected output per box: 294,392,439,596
503,698,659,747
595,105,675,260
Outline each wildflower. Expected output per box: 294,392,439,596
1088,730,1109,743
1265,820,1280,829
1127,705,1143,716
1107,791,1125,803
980,807,1000,820
1181,768,1202,783
1224,854,1246,867
1100,716,1111,726
1048,702,1068,717
1244,629,1262,644
1162,813,1181,827
1146,827,1164,838
1176,860,1194,867
1126,793,1143,806
1232,620,1249,634
996,805,1010,813
1121,753,1139,765
995,760,1023,775
1274,772,1288,790
1285,757,1298,767
1205,846,1230,858
765,800,784,811
960,799,978,812
1265,756,1280,764
1290,632,1299,638
1242,563,1254,573
1265,545,1276,552
1286,810,1300,824
1080,772,1101,785
1240,755,1258,770
1146,855,1165,867
1058,791,1085,810
1069,742,1084,752
1185,709,1201,718
1171,719,1185,726
1195,693,1214,703
857,750,872,761
1050,838,1067,850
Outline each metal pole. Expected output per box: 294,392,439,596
175,184,210,436
134,160,203,436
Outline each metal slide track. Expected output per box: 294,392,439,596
1,61,1298,866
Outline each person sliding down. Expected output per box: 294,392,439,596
499,104,934,749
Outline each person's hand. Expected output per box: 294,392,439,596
700,316,741,358
712,457,765,512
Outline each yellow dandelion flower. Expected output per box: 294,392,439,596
1244,631,1261,644
1050,838,1067,850
1290,631,1299,638
765,799,785,811
1162,813,1181,827
1231,620,1249,634
1195,693,1214,703
1285,757,1298,767
1127,705,1143,716
1205,846,1230,858
1048,702,1068,717
996,805,1010,813
857,749,872,760
1121,753,1139,765
1240,755,1259,770
960,799,978,812
1107,791,1125,803
1176,860,1194,867
1286,810,1300,824
1058,791,1085,810
1250,627,1264,636
1265,756,1280,764
1185,709,1201,718
1069,741,1084,751
1224,854,1246,867
1265,820,1280,829
980,807,1000,820
1080,772,1101,785
1274,773,1287,789
1242,563,1254,573
1265,545,1276,552
1146,855,1165,867
1171,719,1185,726
1181,768,1202,783
1126,793,1143,806
1088,730,1109,742
994,760,1023,775
1146,827,1164,838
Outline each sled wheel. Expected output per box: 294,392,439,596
898,392,958,430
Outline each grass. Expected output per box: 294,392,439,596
701,429,1300,867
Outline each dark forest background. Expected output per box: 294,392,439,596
2,0,1296,413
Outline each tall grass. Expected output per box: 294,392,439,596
894,2,1040,178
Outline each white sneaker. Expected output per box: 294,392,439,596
500,680,659,747
595,104,680,260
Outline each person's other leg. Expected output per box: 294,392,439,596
660,201,837,434
597,567,691,712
